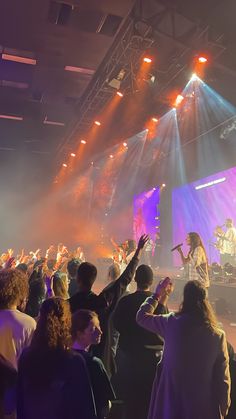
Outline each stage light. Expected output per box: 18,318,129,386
62,163,67,168
81,139,87,144
143,57,152,63
152,117,158,122
94,120,101,126
70,153,76,157
198,56,207,63
91,161,94,166
162,183,166,188
123,142,128,147
175,94,184,107
191,73,197,80
109,154,114,159
116,91,123,97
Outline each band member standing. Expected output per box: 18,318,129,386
177,232,209,288
221,218,236,266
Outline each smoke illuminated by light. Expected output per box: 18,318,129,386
175,94,184,107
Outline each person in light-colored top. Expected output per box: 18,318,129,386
0,269,36,369
136,278,231,419
177,232,209,287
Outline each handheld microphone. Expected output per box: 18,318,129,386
171,243,183,252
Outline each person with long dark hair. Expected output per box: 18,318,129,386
177,232,209,287
136,278,231,419
17,298,96,419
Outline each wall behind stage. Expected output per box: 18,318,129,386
172,166,236,265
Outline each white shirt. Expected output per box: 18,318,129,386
188,246,209,287
0,309,36,368
223,227,236,255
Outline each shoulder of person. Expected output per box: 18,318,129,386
16,310,37,328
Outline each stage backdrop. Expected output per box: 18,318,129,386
133,187,160,242
172,166,236,265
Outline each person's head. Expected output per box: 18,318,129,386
76,262,97,291
107,263,120,282
72,309,102,350
25,279,46,318
16,263,28,274
186,232,205,251
67,258,81,280
52,271,69,299
135,264,153,290
225,218,233,229
179,280,218,331
47,259,57,271
31,298,71,351
0,269,29,310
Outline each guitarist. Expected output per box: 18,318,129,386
222,218,236,265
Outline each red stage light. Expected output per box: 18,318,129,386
116,91,123,97
81,139,86,144
198,56,207,63
143,57,152,63
70,153,76,157
94,120,101,126
62,163,67,168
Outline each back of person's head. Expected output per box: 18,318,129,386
31,298,71,351
188,232,202,249
107,263,120,282
16,263,28,274
77,262,97,291
67,258,81,279
0,269,29,310
180,280,218,332
47,259,57,271
135,264,153,290
25,279,45,318
71,309,97,341
52,271,69,299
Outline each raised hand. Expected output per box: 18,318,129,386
137,234,149,250
155,277,173,299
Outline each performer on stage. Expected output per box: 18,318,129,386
176,232,209,288
221,218,236,266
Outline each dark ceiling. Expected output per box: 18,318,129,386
0,0,236,182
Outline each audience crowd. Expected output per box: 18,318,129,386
0,236,235,419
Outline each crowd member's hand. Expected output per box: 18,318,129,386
137,234,149,250
155,277,173,299
7,248,14,258
5,257,16,269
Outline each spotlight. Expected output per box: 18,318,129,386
175,94,184,107
81,139,86,144
62,163,67,168
143,57,152,63
109,154,114,159
152,117,158,123
161,183,166,188
70,153,76,157
123,142,128,147
191,73,197,80
116,91,123,97
94,120,101,126
198,56,207,63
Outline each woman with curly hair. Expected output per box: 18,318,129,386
17,298,97,419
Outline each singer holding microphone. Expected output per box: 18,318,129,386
175,232,209,288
